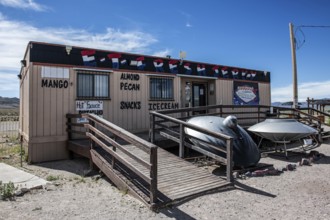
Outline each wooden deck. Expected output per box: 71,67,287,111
69,140,231,207
66,113,233,209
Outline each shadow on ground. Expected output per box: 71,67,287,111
31,157,98,177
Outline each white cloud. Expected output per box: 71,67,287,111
0,72,20,97
179,10,193,28
186,22,192,28
0,0,47,11
152,49,172,58
0,14,160,97
272,81,330,102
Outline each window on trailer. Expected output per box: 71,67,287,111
77,73,109,99
150,77,174,100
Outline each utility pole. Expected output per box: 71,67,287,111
289,22,298,109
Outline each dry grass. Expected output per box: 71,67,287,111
0,135,25,166
0,109,19,117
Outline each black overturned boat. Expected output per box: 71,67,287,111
185,115,260,168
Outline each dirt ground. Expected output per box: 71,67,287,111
1,140,330,220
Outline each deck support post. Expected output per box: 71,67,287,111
150,147,158,205
88,119,96,150
88,116,96,169
149,113,155,143
112,136,117,168
179,124,185,158
226,139,233,183
67,116,74,159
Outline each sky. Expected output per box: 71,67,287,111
0,0,329,102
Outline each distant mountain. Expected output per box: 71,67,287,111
271,101,307,108
0,96,19,109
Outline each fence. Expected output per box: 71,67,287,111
0,116,19,147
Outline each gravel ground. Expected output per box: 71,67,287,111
1,140,330,220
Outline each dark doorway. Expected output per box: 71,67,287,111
192,83,207,114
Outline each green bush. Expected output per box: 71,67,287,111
46,175,59,181
0,181,16,200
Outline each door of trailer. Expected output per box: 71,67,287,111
192,83,207,114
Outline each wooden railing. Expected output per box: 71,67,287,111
82,114,158,205
66,114,88,140
149,104,271,129
149,110,234,183
271,106,323,131
149,104,330,182
300,107,330,126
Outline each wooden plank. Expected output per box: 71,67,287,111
158,170,212,182
184,133,227,154
164,180,227,198
185,142,227,164
88,133,152,184
85,125,152,169
166,181,231,200
68,142,91,158
161,177,222,192
66,122,86,127
90,150,152,207
159,131,180,143
150,146,158,204
66,129,86,136
158,174,213,188
85,114,155,153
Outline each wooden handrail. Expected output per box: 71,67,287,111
149,110,234,183
300,107,330,118
83,113,156,153
82,113,158,205
149,104,329,183
66,114,88,140
85,124,152,170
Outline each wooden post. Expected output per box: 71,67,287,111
67,116,72,140
20,135,23,167
289,22,299,109
88,116,95,169
89,119,95,150
226,139,233,183
149,147,158,205
220,105,223,117
149,113,155,143
179,124,185,158
307,97,310,114
112,136,117,168
67,116,74,159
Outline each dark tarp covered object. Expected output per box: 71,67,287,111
185,116,260,167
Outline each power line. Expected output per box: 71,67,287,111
294,25,330,50
297,25,330,28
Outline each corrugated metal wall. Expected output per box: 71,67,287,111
258,82,271,105
27,65,75,162
216,79,234,105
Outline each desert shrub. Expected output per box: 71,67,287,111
0,181,16,200
46,175,59,181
